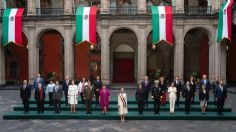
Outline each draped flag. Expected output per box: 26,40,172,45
217,0,234,43
151,6,173,45
2,8,24,47
75,6,97,45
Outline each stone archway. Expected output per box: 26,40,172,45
38,29,64,81
4,33,28,84
74,32,101,82
110,28,138,83
184,27,210,81
227,24,236,83
146,31,175,82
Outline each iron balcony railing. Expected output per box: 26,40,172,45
36,8,64,16
184,6,212,14
109,5,138,15
147,6,176,14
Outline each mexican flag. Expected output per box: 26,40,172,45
2,8,24,47
75,6,97,45
217,0,234,43
151,6,173,45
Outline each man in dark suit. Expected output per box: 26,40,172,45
215,80,227,115
20,80,31,114
141,76,151,107
35,83,45,114
93,76,102,107
63,75,71,106
182,81,194,114
136,84,145,115
174,76,182,107
33,73,44,90
151,80,162,115
199,75,211,91
53,81,63,113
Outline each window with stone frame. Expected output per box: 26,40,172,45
146,0,172,6
6,0,27,8
74,0,101,7
40,0,64,8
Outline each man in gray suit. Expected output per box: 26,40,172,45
53,81,63,113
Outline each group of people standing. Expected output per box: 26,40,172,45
134,75,227,116
19,73,227,122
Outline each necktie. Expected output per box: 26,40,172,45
56,86,58,92
221,86,223,92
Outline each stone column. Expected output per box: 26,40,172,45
0,45,5,85
101,24,110,85
100,0,109,14
64,0,73,15
137,25,147,83
0,0,3,9
208,41,215,82
28,26,39,84
220,45,227,82
175,0,184,13
64,25,74,79
174,24,184,81
27,0,36,15
138,0,146,14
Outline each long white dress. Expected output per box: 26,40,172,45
168,87,177,113
68,85,79,105
118,93,128,115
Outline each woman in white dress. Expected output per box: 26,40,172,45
168,82,177,115
68,80,79,113
118,88,128,122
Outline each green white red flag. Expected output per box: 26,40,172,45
2,8,24,47
151,6,173,45
75,6,97,45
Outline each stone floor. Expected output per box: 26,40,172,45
0,88,236,132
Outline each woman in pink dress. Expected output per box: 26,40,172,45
99,85,110,114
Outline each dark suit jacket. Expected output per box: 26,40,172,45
182,86,194,101
190,81,196,92
35,89,46,101
33,78,44,89
199,79,211,91
215,85,227,101
20,85,31,100
136,89,145,101
93,80,102,93
141,80,151,92
63,80,71,92
53,85,63,100
174,80,182,93
199,89,209,101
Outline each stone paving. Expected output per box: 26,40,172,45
0,89,236,132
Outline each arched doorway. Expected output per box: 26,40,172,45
4,33,28,84
38,29,64,81
110,28,138,83
74,33,101,82
227,24,236,83
184,28,209,81
146,31,174,83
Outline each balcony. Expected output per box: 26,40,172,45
36,8,64,16
147,6,176,14
109,5,138,15
184,6,212,14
